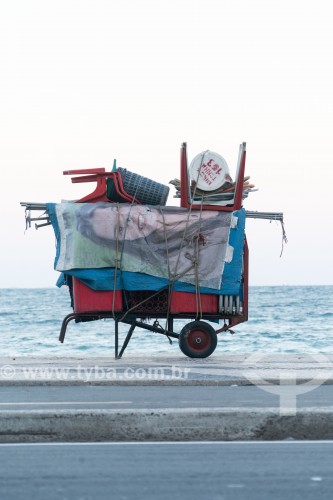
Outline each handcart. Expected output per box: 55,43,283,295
21,142,285,359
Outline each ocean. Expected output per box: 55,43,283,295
0,286,332,357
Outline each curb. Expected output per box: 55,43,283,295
1,408,333,443
1,379,333,387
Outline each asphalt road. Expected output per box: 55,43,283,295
0,384,332,410
0,441,332,500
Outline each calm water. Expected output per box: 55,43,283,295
0,286,332,357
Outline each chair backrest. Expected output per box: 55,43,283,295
180,142,247,212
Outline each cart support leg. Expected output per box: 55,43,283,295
59,313,76,343
115,319,119,358
116,322,136,360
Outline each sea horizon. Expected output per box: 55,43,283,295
0,285,332,357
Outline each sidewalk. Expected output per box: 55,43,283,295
1,354,333,442
1,353,333,385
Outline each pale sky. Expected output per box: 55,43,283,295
1,0,332,287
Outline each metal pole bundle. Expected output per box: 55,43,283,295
20,202,47,210
245,211,284,221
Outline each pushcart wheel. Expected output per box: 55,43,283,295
178,321,217,358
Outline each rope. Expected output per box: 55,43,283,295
194,198,204,319
280,219,288,257
111,203,121,317
119,178,142,270
159,207,173,332
118,264,195,323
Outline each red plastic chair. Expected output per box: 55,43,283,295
63,169,141,204
180,142,247,212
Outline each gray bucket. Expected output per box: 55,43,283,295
117,168,170,206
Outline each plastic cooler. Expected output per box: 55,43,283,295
72,278,123,313
170,292,218,313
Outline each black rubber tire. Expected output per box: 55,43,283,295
178,320,217,358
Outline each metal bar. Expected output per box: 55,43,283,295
245,211,283,221
236,295,240,314
116,322,136,359
59,313,77,343
28,217,49,222
167,317,174,333
121,319,179,339
20,202,47,210
229,295,234,315
218,294,223,314
63,168,106,175
115,319,119,358
180,142,189,208
35,222,51,229
231,143,246,211
242,236,249,323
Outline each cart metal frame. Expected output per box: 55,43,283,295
58,237,248,359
